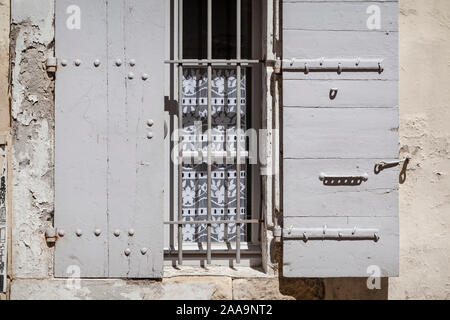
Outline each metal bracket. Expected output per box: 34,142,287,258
45,57,57,73
281,58,384,74
44,227,57,244
375,155,410,173
280,226,380,243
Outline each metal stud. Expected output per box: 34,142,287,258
124,248,131,256
141,248,148,255
147,132,154,139
94,229,102,237
114,230,121,237
141,73,149,81
61,59,68,67
58,229,65,237
94,59,101,67
129,59,136,66
74,59,82,67
128,72,134,79
75,229,83,237
128,229,135,236
115,59,122,67
147,119,154,127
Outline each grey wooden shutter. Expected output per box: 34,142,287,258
282,0,399,277
55,0,166,278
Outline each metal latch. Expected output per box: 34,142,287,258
375,155,410,173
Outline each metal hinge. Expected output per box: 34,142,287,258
279,58,384,74
274,225,380,243
45,57,57,73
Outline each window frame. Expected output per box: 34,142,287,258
163,0,264,267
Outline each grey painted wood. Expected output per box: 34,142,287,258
283,108,398,159
284,1,398,31
55,0,109,277
283,216,399,277
284,159,398,218
284,80,398,108
55,0,165,278
282,0,399,277
107,0,165,278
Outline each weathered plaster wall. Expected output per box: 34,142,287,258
0,0,9,132
389,0,450,299
10,0,54,278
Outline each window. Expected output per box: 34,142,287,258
164,0,263,267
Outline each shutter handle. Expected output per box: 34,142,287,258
319,173,369,186
374,156,410,174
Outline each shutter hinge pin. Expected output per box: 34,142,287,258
45,57,57,74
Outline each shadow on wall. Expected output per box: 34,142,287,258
272,241,389,300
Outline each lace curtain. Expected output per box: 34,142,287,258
181,68,247,243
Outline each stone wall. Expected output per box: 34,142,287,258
2,0,450,300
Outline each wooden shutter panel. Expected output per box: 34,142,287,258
282,0,399,277
55,0,166,278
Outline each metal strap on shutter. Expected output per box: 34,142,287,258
281,0,399,277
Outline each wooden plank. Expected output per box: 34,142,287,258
107,0,166,278
283,107,398,159
284,80,398,108
55,0,109,277
283,159,398,218
283,216,399,277
284,1,397,31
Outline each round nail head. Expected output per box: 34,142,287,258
128,229,135,236
115,59,122,66
74,59,82,66
114,229,121,237
124,248,131,256
142,73,149,81
129,59,136,66
147,132,153,139
94,229,102,237
128,72,134,79
61,59,68,67
94,59,101,67
58,229,65,237
76,229,83,237
141,248,148,255
147,119,154,127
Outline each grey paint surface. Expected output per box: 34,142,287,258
55,0,166,278
282,0,399,277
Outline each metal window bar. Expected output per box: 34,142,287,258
167,0,261,266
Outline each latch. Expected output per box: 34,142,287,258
375,155,410,173
45,57,57,73
274,225,380,243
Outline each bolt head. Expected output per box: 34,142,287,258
128,229,135,236
142,73,149,81
94,59,101,67
114,229,121,237
147,132,154,139
128,72,134,79
115,59,122,66
147,119,154,127
129,59,136,66
76,229,83,237
58,229,65,237
124,248,131,256
61,59,68,67
74,59,82,66
141,248,148,255
94,229,102,237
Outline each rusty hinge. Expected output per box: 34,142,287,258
45,57,57,73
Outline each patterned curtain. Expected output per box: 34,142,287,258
181,68,247,243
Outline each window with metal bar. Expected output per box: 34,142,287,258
164,0,262,266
